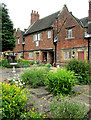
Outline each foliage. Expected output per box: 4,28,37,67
51,97,87,119
65,59,91,84
20,107,44,119
2,82,28,119
45,63,52,67
38,63,45,66
18,58,34,66
21,68,49,88
1,57,8,67
45,68,77,95
2,3,16,51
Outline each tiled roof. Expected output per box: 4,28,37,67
80,17,88,27
24,6,88,36
24,11,60,36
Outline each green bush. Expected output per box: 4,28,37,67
21,68,49,88
51,98,87,119
45,68,77,95
1,58,8,67
2,83,28,119
65,59,91,84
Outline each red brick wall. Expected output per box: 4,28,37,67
13,29,23,52
24,30,54,51
56,8,88,63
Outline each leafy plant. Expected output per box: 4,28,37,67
51,98,87,119
2,82,28,119
45,68,77,95
45,63,52,67
21,68,49,88
65,59,91,84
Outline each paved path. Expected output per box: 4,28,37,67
0,67,91,118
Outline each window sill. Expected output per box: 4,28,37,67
65,37,75,40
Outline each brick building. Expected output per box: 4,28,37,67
13,4,90,65
13,28,24,59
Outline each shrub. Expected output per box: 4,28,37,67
21,68,49,88
45,68,77,95
1,58,8,67
65,59,91,84
2,83,28,119
51,98,87,119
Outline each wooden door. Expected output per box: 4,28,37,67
78,52,84,60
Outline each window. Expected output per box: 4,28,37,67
48,31,51,39
64,51,67,60
33,33,41,41
29,52,33,59
69,51,71,59
17,38,20,44
67,29,72,38
18,53,21,59
33,34,37,41
36,41,39,46
38,33,41,41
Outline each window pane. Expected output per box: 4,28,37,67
29,52,33,58
33,34,37,41
48,31,51,39
36,41,39,46
69,51,71,59
38,33,41,40
67,29,72,38
64,51,67,59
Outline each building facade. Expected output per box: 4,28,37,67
13,4,90,65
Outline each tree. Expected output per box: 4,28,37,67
2,3,16,52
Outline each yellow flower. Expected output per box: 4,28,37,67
32,107,34,111
13,101,15,103
30,109,31,112
32,112,34,114
16,103,17,105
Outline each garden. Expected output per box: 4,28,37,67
0,57,91,119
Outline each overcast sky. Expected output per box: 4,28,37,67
1,0,89,31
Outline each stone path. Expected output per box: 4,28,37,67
26,85,91,118
0,67,91,118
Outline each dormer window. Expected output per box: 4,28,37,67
67,29,72,39
47,31,51,39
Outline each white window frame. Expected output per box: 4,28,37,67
48,31,51,39
33,34,37,41
67,29,72,38
29,52,33,59
38,33,41,41
18,53,21,59
64,51,67,60
36,41,39,46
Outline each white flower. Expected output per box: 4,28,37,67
15,81,18,84
19,83,23,86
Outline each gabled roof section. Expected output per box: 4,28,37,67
80,17,88,28
24,11,60,36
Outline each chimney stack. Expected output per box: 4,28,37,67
89,0,91,21
31,10,39,25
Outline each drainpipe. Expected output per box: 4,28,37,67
22,37,25,59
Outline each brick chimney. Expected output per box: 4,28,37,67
89,0,91,21
88,0,91,34
31,10,39,25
